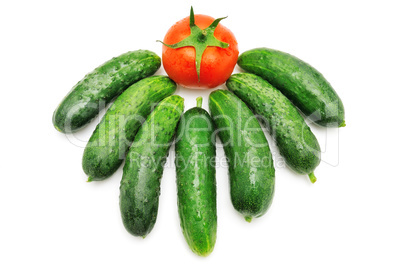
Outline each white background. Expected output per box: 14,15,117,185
1,0,401,266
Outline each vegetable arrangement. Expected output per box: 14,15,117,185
53,7,345,257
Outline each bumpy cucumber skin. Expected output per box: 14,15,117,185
120,95,184,237
175,106,217,256
209,90,275,221
53,50,161,133
226,73,321,175
82,76,176,181
237,48,345,127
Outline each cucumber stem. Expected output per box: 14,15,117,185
196,97,203,108
87,177,93,182
339,120,346,127
308,172,317,184
245,216,253,223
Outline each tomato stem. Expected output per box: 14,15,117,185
157,6,230,82
198,31,207,42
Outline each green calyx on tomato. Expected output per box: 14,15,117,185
158,7,230,81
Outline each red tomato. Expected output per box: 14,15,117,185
162,14,239,89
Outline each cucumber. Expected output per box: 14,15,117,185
226,73,321,183
237,48,345,127
53,50,161,133
175,97,217,256
120,95,184,237
209,90,275,221
82,76,176,181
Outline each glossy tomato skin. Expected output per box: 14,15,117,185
162,15,239,89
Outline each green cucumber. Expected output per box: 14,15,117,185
53,50,161,133
226,73,321,183
175,97,217,256
209,90,275,221
120,95,184,237
237,47,345,127
82,76,176,181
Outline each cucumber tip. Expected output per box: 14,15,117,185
245,216,253,223
54,125,63,133
197,250,212,257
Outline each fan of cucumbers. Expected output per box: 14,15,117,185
53,30,344,257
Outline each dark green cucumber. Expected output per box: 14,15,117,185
237,47,345,127
120,95,184,237
175,97,217,256
53,50,161,133
82,76,176,181
209,90,275,222
226,73,321,183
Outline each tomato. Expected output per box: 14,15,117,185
160,9,239,89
